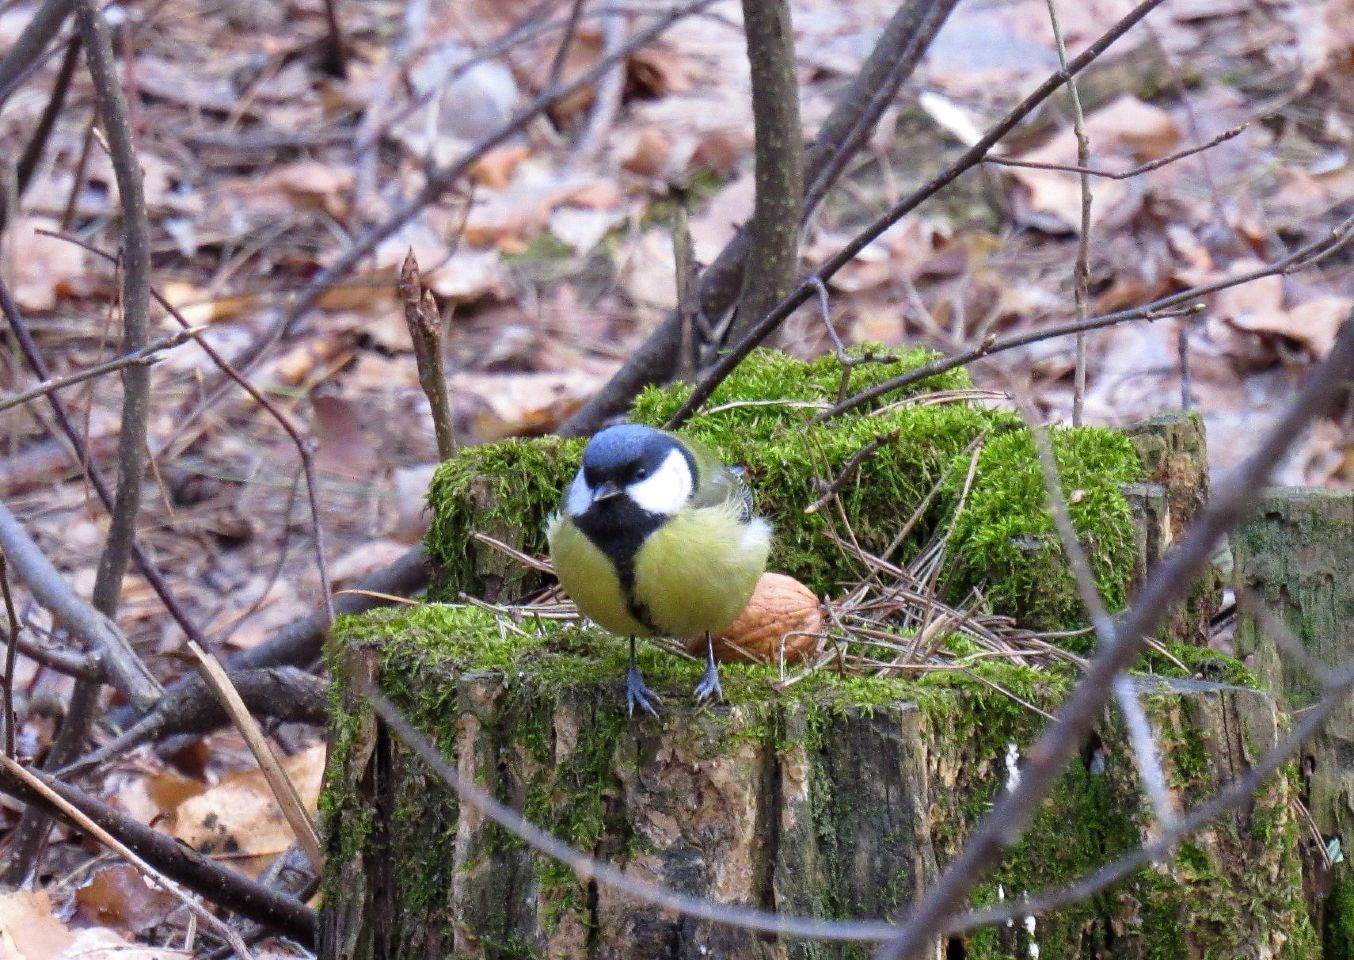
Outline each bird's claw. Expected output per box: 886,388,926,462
626,664,662,718
693,658,724,704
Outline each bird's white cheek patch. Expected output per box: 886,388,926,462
627,449,693,515
566,471,592,517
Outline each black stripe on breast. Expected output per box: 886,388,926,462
572,498,667,634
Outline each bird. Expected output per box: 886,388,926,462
546,424,772,717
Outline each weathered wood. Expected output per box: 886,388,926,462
1232,488,1354,956
1124,411,1218,644
320,617,1314,960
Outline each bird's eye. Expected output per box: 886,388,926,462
635,467,648,479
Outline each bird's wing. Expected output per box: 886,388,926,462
681,436,755,521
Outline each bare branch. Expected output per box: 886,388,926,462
872,315,1354,960
984,123,1248,180
0,327,200,415
73,0,153,620
1,552,18,757
0,501,160,712
0,0,72,102
716,0,803,357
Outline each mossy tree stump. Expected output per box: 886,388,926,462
1233,489,1354,956
320,611,1313,960
320,351,1301,958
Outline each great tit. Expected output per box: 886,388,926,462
546,424,772,716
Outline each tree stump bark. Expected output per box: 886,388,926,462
1233,488,1354,955
319,616,1314,960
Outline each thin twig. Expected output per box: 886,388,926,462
664,0,1172,430
817,212,1354,421
0,501,160,711
1040,0,1092,426
1024,417,1176,828
41,230,337,627
188,642,324,871
74,0,153,621
984,123,1247,180
0,327,200,415
545,0,589,91
399,250,457,460
1,552,18,757
569,9,627,161
804,430,901,515
872,316,1354,960
6,34,81,228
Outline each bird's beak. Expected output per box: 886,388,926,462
592,480,623,502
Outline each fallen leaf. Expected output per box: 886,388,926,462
1281,295,1353,358
919,91,986,147
158,281,260,326
75,864,179,934
470,145,531,190
170,743,326,863
550,206,625,255
0,890,73,960
3,216,92,310
455,369,608,440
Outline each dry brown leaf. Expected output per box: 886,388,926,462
312,394,379,480
470,146,531,190
0,890,73,960
75,864,180,934
618,127,674,178
455,369,607,441
169,743,325,863
1280,295,1354,358
158,281,260,326
3,216,92,310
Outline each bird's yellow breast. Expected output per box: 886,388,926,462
547,505,771,639
632,504,770,637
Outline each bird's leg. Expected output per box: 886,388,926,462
626,636,661,718
693,631,724,703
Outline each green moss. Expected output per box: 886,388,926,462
943,427,1141,629
1326,873,1354,959
424,348,1143,629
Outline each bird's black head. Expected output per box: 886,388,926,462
566,424,696,519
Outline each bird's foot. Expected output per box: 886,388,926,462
626,664,662,718
693,657,724,704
